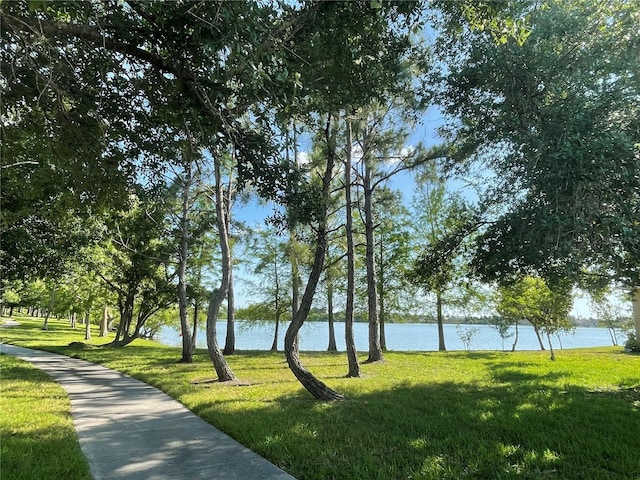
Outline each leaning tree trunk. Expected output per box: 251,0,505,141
191,298,199,348
271,315,280,352
284,117,344,400
436,291,446,351
511,320,519,352
344,117,360,377
205,159,235,382
110,290,136,347
363,160,382,363
546,331,556,361
284,236,344,401
532,323,546,350
42,286,57,331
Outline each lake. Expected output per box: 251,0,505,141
157,321,619,352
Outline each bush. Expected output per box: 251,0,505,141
624,332,640,352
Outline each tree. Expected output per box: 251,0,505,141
173,157,199,363
243,226,292,351
435,0,640,310
221,164,247,356
1,282,22,317
0,3,329,360
204,149,236,381
343,116,360,376
490,314,516,352
321,224,348,354
633,289,640,345
456,324,479,351
589,293,633,347
351,102,440,362
275,0,426,398
409,167,479,351
496,277,574,360
373,188,415,351
284,114,345,400
94,191,176,347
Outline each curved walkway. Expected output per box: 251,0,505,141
0,342,296,480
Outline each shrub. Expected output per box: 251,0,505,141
624,332,640,352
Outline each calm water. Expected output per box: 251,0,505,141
157,321,617,352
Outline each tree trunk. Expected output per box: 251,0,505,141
344,117,361,377
223,181,236,356
511,320,519,352
205,158,235,382
327,283,337,351
100,305,109,337
363,160,382,363
271,316,280,352
289,227,301,354
223,268,236,355
533,323,546,350
546,331,556,361
284,117,344,400
42,286,57,330
111,290,135,346
107,311,116,331
84,310,91,341
178,161,195,363
70,312,76,329
378,239,387,351
436,291,446,351
191,297,199,349
271,261,281,352
284,237,344,400
633,286,640,340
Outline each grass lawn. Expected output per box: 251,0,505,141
2,315,639,480
0,353,93,480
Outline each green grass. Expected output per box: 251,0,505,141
2,315,639,480
0,353,93,480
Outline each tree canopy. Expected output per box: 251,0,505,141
435,0,640,288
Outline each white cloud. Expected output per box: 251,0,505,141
296,151,310,165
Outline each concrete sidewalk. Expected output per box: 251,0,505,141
0,343,296,480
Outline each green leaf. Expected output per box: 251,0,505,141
27,0,48,12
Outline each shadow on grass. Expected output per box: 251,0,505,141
194,377,640,480
5,319,639,479
486,362,569,384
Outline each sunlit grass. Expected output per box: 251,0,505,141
2,315,639,479
0,353,92,480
